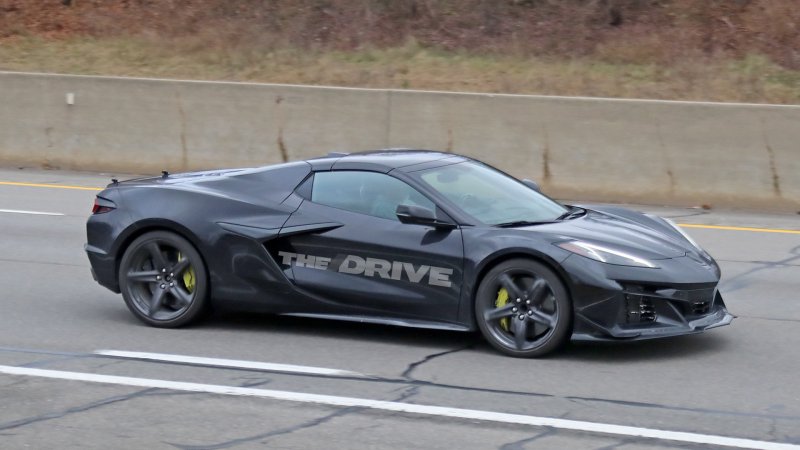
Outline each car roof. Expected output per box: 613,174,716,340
308,149,468,173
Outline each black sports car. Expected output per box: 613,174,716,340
86,150,733,357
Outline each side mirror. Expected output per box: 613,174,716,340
396,205,456,230
522,179,541,192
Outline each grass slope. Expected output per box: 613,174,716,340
2,36,799,104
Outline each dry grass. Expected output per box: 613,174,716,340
2,36,799,104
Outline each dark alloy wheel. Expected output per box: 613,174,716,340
475,258,572,357
118,231,209,327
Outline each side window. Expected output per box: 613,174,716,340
311,171,435,221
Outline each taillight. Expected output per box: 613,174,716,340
92,197,116,214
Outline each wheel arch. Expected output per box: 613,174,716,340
468,249,575,327
112,219,207,287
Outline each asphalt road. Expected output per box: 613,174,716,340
0,167,798,450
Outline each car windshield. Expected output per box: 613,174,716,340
415,161,567,225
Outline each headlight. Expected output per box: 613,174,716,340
662,218,703,251
556,241,658,268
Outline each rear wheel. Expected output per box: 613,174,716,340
475,258,571,357
118,230,208,327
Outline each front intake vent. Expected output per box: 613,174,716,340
626,295,658,323
692,300,710,315
639,298,657,322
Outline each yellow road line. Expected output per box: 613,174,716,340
0,181,102,191
678,223,800,235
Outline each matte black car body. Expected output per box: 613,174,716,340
86,150,733,345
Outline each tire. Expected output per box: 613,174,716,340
118,230,209,328
475,258,572,357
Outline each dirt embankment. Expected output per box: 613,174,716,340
1,0,798,69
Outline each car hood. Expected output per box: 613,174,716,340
513,209,690,260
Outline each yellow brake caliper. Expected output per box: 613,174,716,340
495,287,510,331
178,253,196,293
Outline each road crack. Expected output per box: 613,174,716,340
660,210,710,219
392,385,421,402
0,387,202,432
235,377,272,388
170,406,363,450
0,388,157,431
498,428,556,449
401,342,477,380
720,244,800,293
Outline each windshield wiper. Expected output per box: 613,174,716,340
557,206,587,221
494,220,555,228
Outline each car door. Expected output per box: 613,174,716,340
275,170,464,324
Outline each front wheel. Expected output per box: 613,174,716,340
475,258,572,357
118,230,209,328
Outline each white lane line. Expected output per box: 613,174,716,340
0,365,796,450
94,350,366,378
0,208,64,216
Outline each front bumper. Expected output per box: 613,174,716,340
571,288,733,341
562,254,734,341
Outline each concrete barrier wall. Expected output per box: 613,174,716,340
1,71,798,210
